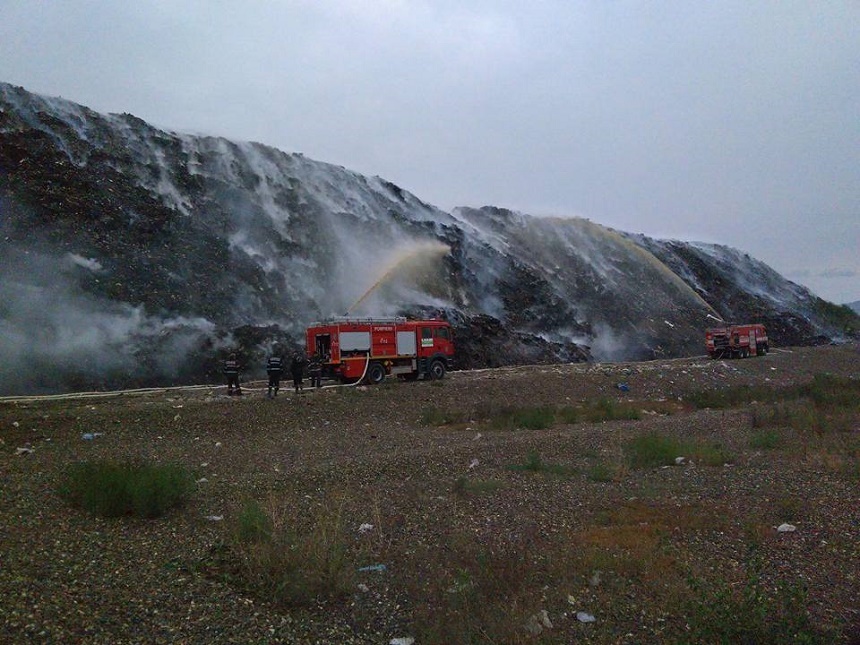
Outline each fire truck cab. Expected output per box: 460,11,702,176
706,323,768,359
306,317,455,384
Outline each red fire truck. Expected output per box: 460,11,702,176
305,317,455,384
705,323,769,359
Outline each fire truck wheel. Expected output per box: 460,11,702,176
366,362,386,385
428,360,446,380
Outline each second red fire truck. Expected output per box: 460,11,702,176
306,317,455,384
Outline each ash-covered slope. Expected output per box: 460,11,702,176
1,82,854,394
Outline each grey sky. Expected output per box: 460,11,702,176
2,1,858,303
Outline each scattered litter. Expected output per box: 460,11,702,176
196,477,208,484
576,611,596,623
674,456,686,465
663,320,675,328
200,462,209,467
16,446,34,455
473,432,482,440
616,382,630,392
567,594,577,605
357,583,369,593
358,564,387,572
589,571,602,587
777,523,797,533
173,414,181,421
390,638,414,645
215,442,222,448
12,421,20,427
358,523,374,533
81,432,104,441
468,458,479,470
205,515,224,522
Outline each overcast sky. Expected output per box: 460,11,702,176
2,1,857,303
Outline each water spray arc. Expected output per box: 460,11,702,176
345,241,451,315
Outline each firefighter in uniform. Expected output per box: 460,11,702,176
290,352,307,393
266,348,284,398
223,353,242,396
308,352,322,388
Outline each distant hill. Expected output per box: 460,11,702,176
1,81,857,394
848,301,860,315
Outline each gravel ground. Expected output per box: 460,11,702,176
2,344,859,644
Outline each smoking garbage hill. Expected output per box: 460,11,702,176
1,81,856,395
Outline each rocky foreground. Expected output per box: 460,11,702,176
2,344,859,644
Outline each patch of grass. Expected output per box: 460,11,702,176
410,528,546,644
235,498,273,543
750,428,783,450
774,495,805,523
684,551,830,643
690,441,734,466
557,398,642,424
418,406,467,426
625,432,683,469
687,384,778,410
587,462,615,482
224,495,354,607
586,397,642,422
509,449,576,476
452,476,504,496
689,373,860,418
490,405,556,430
59,460,194,518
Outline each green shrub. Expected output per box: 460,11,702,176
490,405,556,431
584,398,642,422
625,432,683,469
60,460,194,518
690,442,734,466
685,553,829,643
226,497,353,607
419,406,466,426
750,429,782,450
236,499,273,543
509,449,575,476
588,462,615,482
453,477,504,496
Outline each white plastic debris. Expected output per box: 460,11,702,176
12,421,20,427
576,611,596,623
524,610,553,635
358,523,374,533
468,458,479,470
205,515,224,521
674,456,686,465
196,477,208,484
215,442,222,448
390,638,414,645
357,583,369,593
777,523,797,533
16,446,34,455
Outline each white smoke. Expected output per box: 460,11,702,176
0,247,217,395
